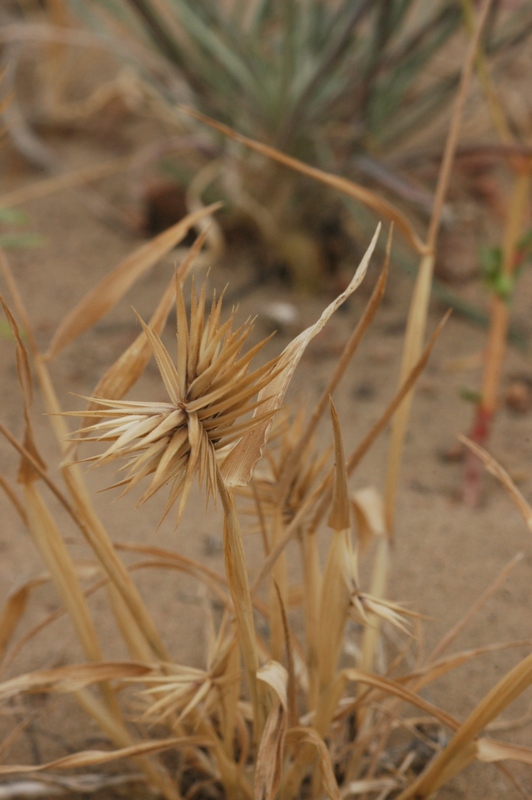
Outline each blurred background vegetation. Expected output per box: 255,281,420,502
3,0,532,288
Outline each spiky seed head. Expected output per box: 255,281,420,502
69,275,278,527
239,406,331,522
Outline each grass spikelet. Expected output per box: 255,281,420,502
68,274,279,527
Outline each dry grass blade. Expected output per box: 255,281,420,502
0,661,154,701
221,225,380,487
255,662,288,800
2,255,171,662
0,737,209,775
115,541,227,590
340,778,398,797
0,420,106,543
0,590,107,678
257,660,288,709
328,400,350,532
317,400,353,699
81,275,176,429
106,583,156,664
0,418,113,703
82,229,209,429
7,683,178,797
351,486,385,554
0,473,27,523
254,699,286,800
0,419,169,662
0,296,119,707
0,718,32,767
73,690,188,800
0,157,132,210
284,728,341,800
45,203,221,360
0,773,147,796
0,295,45,482
406,640,532,693
396,652,532,798
273,582,298,729
0,297,32,404
428,552,525,663
306,310,451,538
216,468,268,739
0,251,39,357
459,436,532,531
276,229,391,504
476,738,532,766
384,0,494,535
339,669,459,731
348,310,451,479
176,105,426,255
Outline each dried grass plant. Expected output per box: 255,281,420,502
1,3,532,798
0,195,532,798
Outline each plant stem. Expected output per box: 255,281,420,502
362,0,493,680
0,251,170,662
383,0,494,534
216,467,268,742
464,167,530,504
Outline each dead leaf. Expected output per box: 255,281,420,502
0,736,209,775
285,727,341,800
459,436,532,533
0,296,45,482
177,106,426,255
0,661,154,701
45,204,220,359
255,706,285,800
476,737,532,765
351,486,385,554
221,225,380,487
82,229,209,428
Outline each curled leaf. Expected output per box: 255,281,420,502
255,662,288,800
222,226,380,487
352,486,385,554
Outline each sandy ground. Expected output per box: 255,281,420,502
1,75,532,798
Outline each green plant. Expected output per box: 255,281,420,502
71,0,532,156
60,0,532,279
